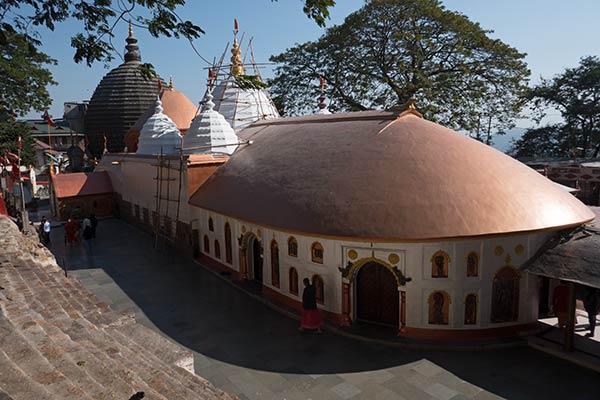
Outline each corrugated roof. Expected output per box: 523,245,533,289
52,172,113,199
190,110,594,241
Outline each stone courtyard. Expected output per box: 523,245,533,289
36,218,600,400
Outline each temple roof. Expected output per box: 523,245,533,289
189,109,594,241
52,171,113,199
84,26,164,157
183,93,238,155
136,97,182,155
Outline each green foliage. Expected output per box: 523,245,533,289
0,24,56,118
269,0,529,139
0,120,36,166
234,75,269,90
0,0,336,120
511,56,600,158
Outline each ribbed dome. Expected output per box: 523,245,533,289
137,97,182,155
183,93,238,155
84,27,164,157
190,109,595,240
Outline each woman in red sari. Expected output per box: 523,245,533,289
299,277,322,333
64,218,78,247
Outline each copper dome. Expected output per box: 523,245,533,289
189,110,594,240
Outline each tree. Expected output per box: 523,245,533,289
511,56,600,158
269,0,529,139
0,120,36,166
0,0,336,119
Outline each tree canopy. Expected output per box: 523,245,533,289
269,0,530,139
0,0,335,118
510,56,600,158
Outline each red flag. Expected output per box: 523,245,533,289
208,68,215,81
319,76,325,92
11,161,20,180
234,19,239,33
158,79,163,93
18,135,22,150
42,109,56,127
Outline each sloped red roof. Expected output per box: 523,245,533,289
52,171,113,199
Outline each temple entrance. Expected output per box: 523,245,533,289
247,235,263,283
356,262,399,326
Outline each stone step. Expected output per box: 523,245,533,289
0,347,53,399
0,312,93,399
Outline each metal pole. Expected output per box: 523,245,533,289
564,281,576,352
17,140,29,229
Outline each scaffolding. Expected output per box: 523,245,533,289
153,147,184,250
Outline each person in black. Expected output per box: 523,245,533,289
299,277,322,333
583,287,599,337
90,213,98,239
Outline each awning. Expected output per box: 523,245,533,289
523,207,600,289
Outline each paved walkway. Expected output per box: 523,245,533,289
49,219,600,400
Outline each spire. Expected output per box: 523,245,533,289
204,92,215,112
169,76,174,90
230,19,245,76
154,96,164,114
124,22,141,63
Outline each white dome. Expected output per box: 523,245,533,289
211,77,280,132
137,97,182,155
183,93,238,155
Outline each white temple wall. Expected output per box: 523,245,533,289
192,206,556,331
97,154,191,227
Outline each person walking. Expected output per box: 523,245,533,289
583,287,599,337
39,216,51,246
82,217,93,254
552,281,569,328
90,213,98,239
64,218,78,247
299,277,322,334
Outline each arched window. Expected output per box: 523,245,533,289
312,275,324,305
289,267,298,295
214,240,221,259
431,251,449,278
288,236,298,257
208,217,214,231
491,266,520,323
203,235,210,254
224,223,232,264
464,294,478,325
467,252,479,277
271,240,280,288
428,291,451,325
311,242,324,264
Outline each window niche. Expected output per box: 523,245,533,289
214,240,221,259
203,235,210,254
224,223,232,264
464,293,478,325
466,252,479,277
313,275,324,305
311,242,324,264
428,291,451,325
288,236,298,257
289,267,298,295
208,217,214,232
431,251,449,278
271,240,280,288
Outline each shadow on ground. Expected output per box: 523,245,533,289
50,219,600,400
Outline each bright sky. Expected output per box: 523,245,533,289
28,0,600,125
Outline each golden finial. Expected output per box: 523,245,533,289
408,98,416,110
128,22,133,37
169,76,173,90
230,37,245,76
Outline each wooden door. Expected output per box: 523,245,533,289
252,238,263,283
357,262,399,326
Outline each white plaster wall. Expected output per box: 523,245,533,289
97,155,191,230
189,206,558,330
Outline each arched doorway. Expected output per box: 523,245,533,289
356,262,399,326
246,235,263,283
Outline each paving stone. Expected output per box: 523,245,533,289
330,382,362,399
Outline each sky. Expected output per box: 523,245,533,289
27,0,600,128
